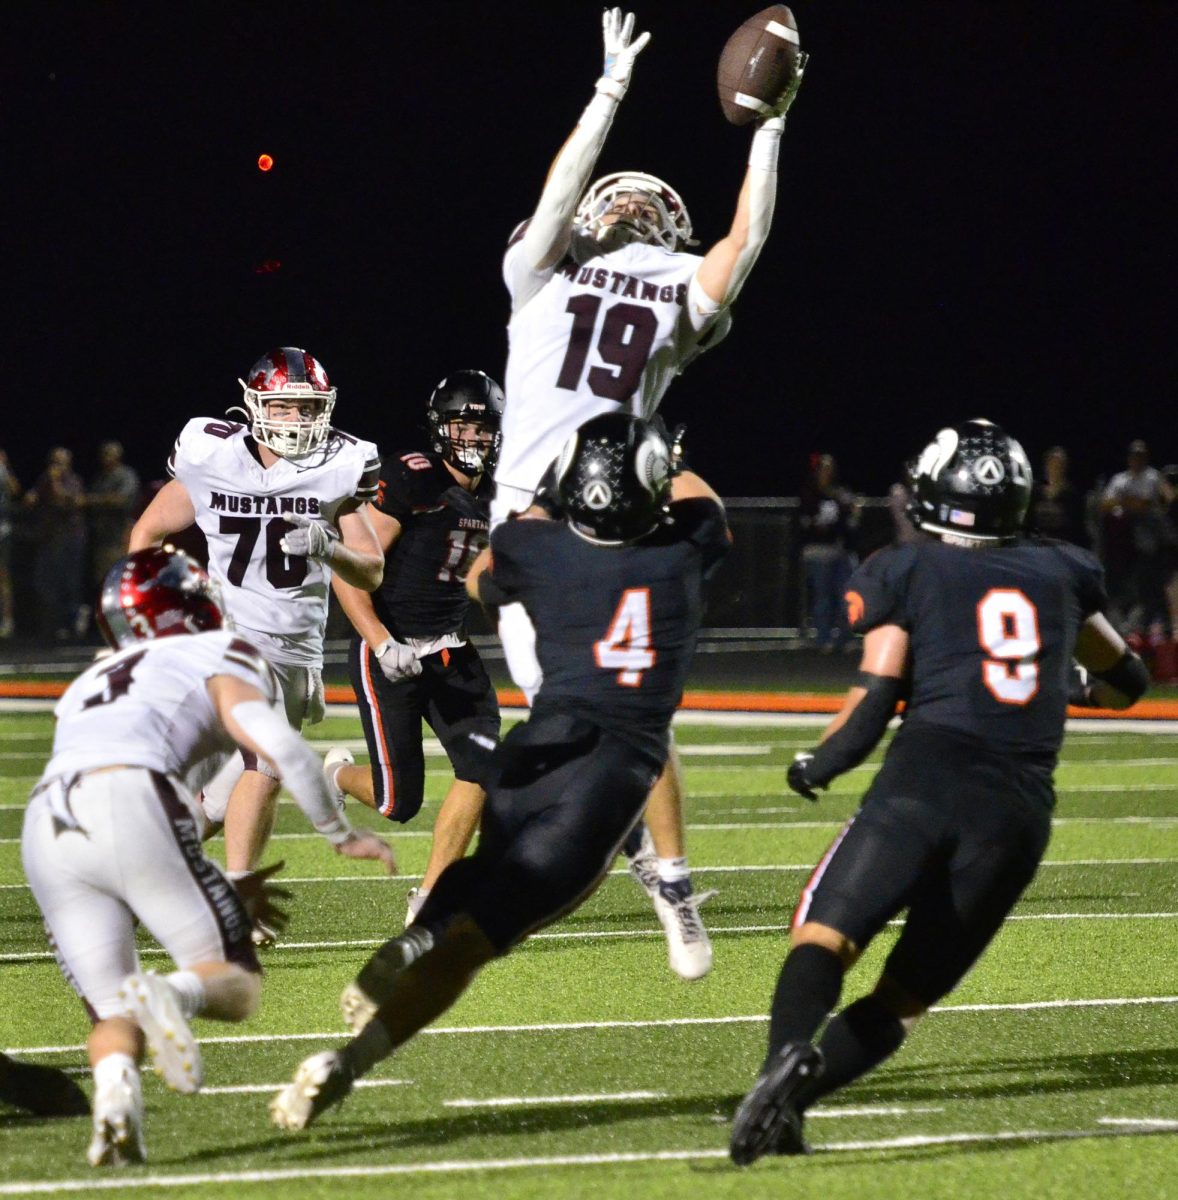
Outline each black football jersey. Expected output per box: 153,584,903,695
373,451,491,639
484,498,731,763
847,536,1108,761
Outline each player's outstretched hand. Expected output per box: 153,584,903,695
232,861,292,933
279,513,339,561
598,8,651,98
336,831,398,874
786,751,825,802
769,49,809,120
375,637,423,683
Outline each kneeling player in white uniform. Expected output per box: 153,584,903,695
21,548,394,1167
129,347,384,940
491,9,807,979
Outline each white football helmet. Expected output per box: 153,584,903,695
237,347,337,458
573,171,695,253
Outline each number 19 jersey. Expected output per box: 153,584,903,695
169,419,380,665
498,234,724,495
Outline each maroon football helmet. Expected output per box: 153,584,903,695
96,547,225,650
237,346,337,457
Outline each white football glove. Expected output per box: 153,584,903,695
375,637,422,683
596,8,651,100
279,513,339,562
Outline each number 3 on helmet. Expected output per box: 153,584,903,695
97,547,225,650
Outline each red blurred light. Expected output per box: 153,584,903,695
257,154,274,172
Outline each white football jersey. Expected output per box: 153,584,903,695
497,236,727,493
169,419,380,665
39,631,279,796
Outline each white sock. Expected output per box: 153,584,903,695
93,1052,137,1089
657,856,689,884
165,970,207,1020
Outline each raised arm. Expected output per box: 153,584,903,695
693,54,808,313
512,8,651,285
128,479,196,550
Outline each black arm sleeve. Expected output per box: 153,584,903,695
1088,649,1149,706
807,673,903,787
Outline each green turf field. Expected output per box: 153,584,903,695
2,708,1177,1197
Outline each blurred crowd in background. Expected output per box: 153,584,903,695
796,439,1178,678
4,436,1178,680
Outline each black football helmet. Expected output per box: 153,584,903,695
907,418,1033,543
426,370,505,476
96,547,225,650
555,413,672,545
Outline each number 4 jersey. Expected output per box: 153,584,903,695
373,450,491,642
482,498,731,766
847,537,1108,762
169,419,380,665
498,233,729,495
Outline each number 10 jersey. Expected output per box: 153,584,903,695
169,419,380,666
498,234,725,495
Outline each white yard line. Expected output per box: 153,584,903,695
443,1090,666,1109
0,1126,1164,1195
9,995,1178,1057
201,1078,411,1095
5,909,1178,961
5,856,1176,892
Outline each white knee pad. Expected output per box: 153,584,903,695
199,754,244,825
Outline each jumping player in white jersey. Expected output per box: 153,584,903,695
129,348,384,938
21,547,394,1167
493,8,807,979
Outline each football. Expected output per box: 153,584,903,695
717,5,803,126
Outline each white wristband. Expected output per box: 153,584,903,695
593,76,625,102
749,117,784,172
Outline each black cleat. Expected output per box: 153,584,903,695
729,1042,824,1166
0,1053,90,1117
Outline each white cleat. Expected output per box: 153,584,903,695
86,1065,146,1167
652,883,717,981
323,746,355,814
270,1050,353,1131
118,972,202,1094
340,981,378,1034
250,919,280,949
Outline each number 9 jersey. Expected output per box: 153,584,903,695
168,418,380,665
498,229,730,496
846,536,1108,762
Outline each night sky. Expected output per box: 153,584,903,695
5,1,1176,498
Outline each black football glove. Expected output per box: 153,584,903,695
786,752,825,803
